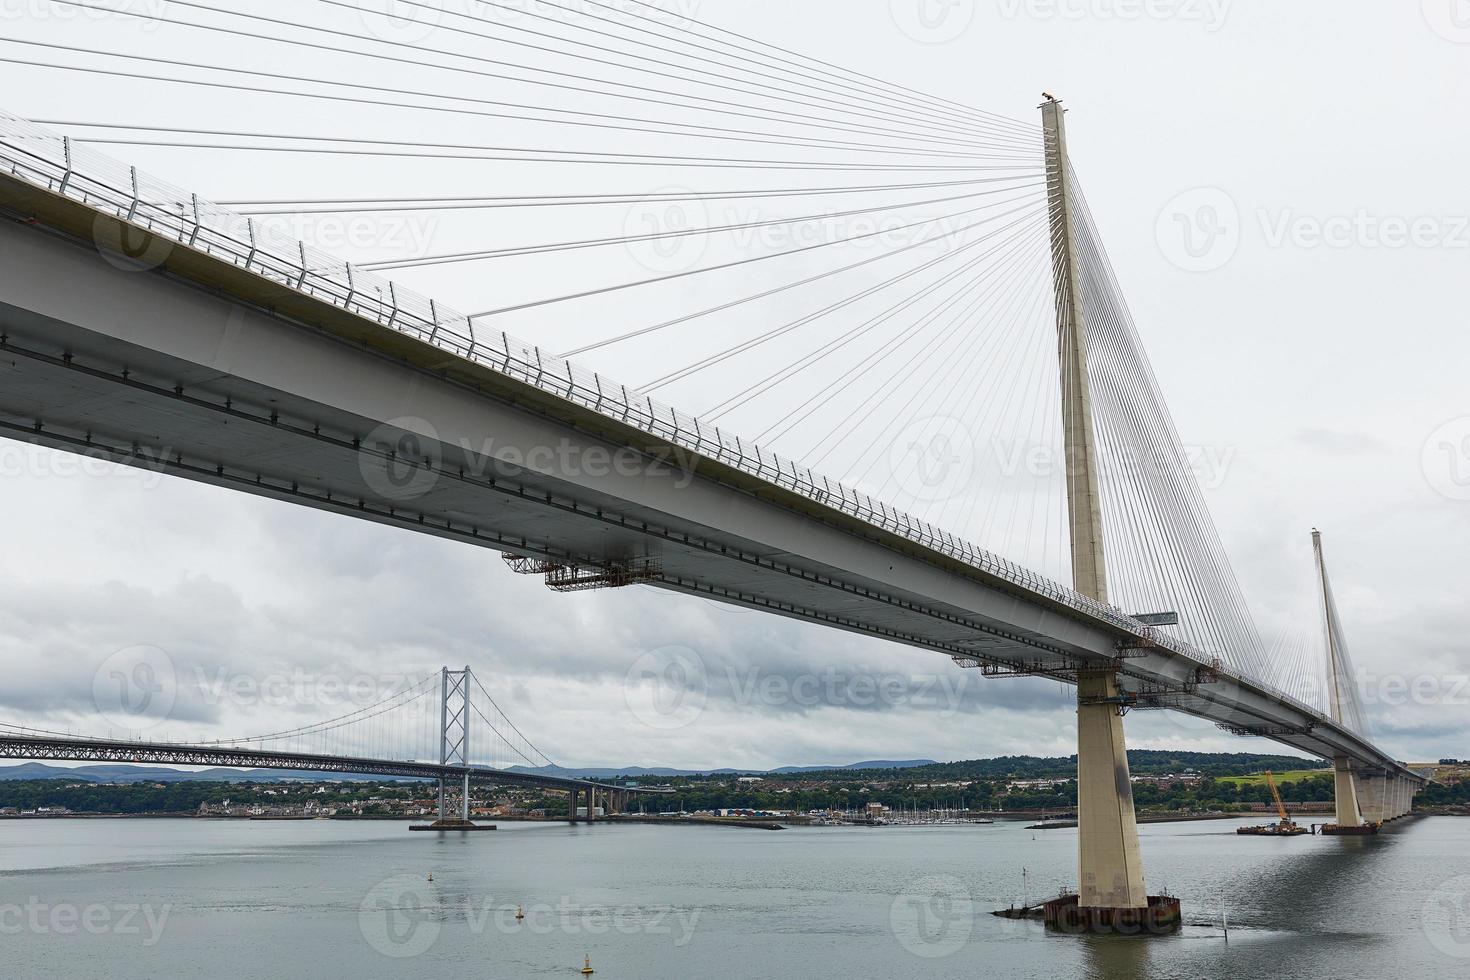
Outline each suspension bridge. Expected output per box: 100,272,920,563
0,0,1425,931
0,666,666,827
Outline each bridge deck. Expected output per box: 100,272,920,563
0,118,1423,785
0,735,667,794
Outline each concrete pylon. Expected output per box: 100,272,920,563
1076,669,1147,908
1314,532,1362,827
1042,100,1107,604
1355,774,1385,825
1042,97,1147,912
1333,757,1362,826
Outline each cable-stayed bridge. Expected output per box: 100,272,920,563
0,666,663,825
0,0,1425,929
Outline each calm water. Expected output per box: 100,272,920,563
1,816,1467,978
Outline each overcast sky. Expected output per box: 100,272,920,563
0,0,1466,770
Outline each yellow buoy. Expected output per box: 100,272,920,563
581,954,595,975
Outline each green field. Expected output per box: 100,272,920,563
1217,769,1331,786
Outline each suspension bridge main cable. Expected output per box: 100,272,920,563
198,673,439,749
470,672,554,770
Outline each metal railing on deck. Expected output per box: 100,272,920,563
0,111,1346,734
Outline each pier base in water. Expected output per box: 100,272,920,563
410,819,496,832
1042,894,1182,935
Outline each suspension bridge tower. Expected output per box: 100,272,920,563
414,666,492,831
1041,96,1176,931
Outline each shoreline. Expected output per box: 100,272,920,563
3,809,1461,824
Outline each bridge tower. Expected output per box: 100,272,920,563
1041,97,1150,916
1313,531,1365,828
436,665,473,826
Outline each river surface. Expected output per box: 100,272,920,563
1,815,1467,979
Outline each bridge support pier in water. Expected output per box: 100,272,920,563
1356,773,1386,825
1390,778,1416,820
1040,94,1179,934
1333,757,1363,826
1076,669,1147,909
1061,667,1179,932
1321,757,1373,834
1324,767,1420,834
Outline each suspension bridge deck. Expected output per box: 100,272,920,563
0,733,667,796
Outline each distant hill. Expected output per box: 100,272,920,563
772,760,937,774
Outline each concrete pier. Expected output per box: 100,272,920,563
1333,757,1363,826
1076,669,1147,909
1356,774,1386,825
1042,95,1157,923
